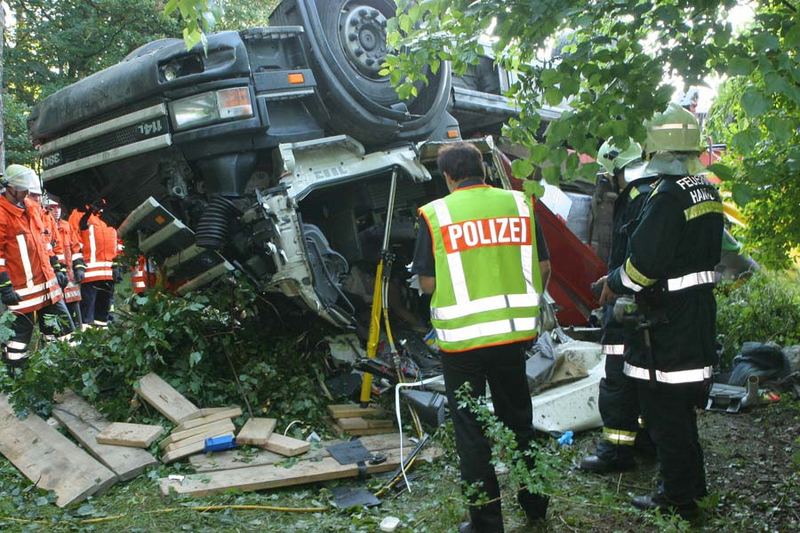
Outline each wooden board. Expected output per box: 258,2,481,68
96,422,164,448
190,433,403,473
336,417,394,431
159,419,235,448
0,394,117,507
133,373,199,424
161,433,234,464
173,406,242,432
163,427,236,454
263,433,310,457
52,391,158,481
235,418,276,446
328,403,384,419
161,447,440,497
333,424,396,436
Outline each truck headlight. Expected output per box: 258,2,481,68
169,87,253,130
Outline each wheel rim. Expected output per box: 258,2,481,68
338,2,388,79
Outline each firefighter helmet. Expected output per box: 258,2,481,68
644,102,701,154
597,139,642,175
3,164,38,192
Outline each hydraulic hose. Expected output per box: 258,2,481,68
196,195,239,250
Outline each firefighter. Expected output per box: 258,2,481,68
0,165,74,368
411,143,550,532
69,200,120,328
131,255,156,294
44,197,85,326
579,140,658,473
599,103,723,518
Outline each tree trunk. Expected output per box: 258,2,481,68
0,3,5,171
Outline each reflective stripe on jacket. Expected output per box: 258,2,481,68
0,197,62,313
420,185,541,352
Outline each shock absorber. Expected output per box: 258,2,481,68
195,195,239,250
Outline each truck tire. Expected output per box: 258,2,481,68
270,0,451,145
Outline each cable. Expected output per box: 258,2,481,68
394,375,442,493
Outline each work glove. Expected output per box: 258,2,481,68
56,270,69,289
72,258,86,283
112,264,123,284
0,272,20,306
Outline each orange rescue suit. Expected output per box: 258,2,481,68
69,209,118,282
0,196,62,313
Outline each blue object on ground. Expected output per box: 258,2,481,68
557,430,574,446
204,434,236,453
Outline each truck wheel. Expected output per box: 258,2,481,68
270,0,451,144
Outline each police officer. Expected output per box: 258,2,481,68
580,140,657,473
411,142,550,533
599,103,723,518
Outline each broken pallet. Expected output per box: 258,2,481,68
263,433,310,457
159,418,235,448
134,373,199,424
52,391,158,481
172,406,242,432
328,403,384,419
161,447,440,497
0,394,117,507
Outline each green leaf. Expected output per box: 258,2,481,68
726,57,754,76
529,144,550,164
543,87,562,106
740,89,770,117
731,128,760,153
189,351,202,368
766,116,793,142
706,163,734,181
523,180,545,199
731,183,755,206
542,165,561,184
511,159,534,179
753,32,780,52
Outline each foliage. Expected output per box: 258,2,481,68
388,0,800,265
1,92,36,167
0,278,334,431
455,383,559,503
715,270,800,367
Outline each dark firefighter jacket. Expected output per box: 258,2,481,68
607,174,723,382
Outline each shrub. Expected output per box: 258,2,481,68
0,276,336,433
716,270,800,368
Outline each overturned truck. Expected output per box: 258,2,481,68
28,0,566,329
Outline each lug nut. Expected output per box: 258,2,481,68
348,32,357,41
365,58,375,66
354,48,363,56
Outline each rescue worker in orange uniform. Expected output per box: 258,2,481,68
131,255,156,294
69,200,120,328
44,197,85,326
0,165,74,368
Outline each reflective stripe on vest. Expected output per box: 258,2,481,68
602,344,625,356
424,188,540,352
666,270,717,292
89,225,97,264
16,234,34,287
624,361,712,384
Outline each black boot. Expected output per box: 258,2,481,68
579,440,635,473
632,492,700,521
518,490,549,522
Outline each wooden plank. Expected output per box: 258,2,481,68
161,433,234,464
0,394,117,507
235,418,276,446
159,419,235,448
328,403,383,419
161,447,440,497
163,426,236,454
52,391,158,481
336,417,394,431
190,433,403,473
264,433,310,457
334,424,396,437
173,406,242,432
96,422,164,448
133,373,199,424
